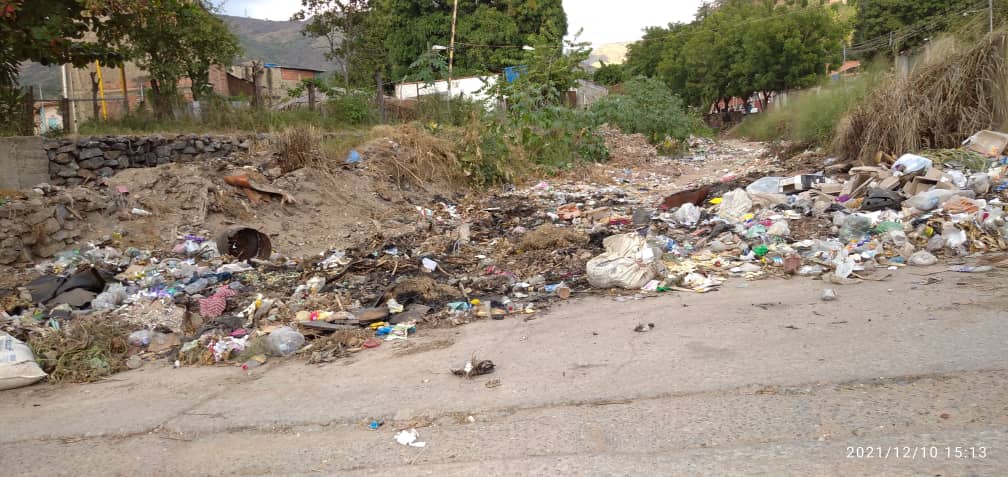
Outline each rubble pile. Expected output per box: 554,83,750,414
3,127,1008,388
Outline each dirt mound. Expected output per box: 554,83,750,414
598,125,659,165
519,225,590,250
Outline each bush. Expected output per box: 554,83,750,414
326,91,376,125
590,76,703,145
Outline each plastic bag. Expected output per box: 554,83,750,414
943,225,967,248
586,233,664,289
892,154,933,174
833,249,855,279
946,170,968,188
767,221,790,237
745,177,783,194
718,189,752,222
967,173,991,195
0,333,47,390
92,283,128,310
905,189,960,211
672,203,701,226
266,327,305,357
839,214,873,242
909,251,938,266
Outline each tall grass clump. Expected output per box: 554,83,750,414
733,66,882,147
834,32,1008,162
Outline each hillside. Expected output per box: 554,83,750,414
18,15,333,98
588,42,631,68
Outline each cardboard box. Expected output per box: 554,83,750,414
781,174,827,194
815,183,844,194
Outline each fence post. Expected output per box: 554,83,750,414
307,82,317,112
60,97,70,132
375,70,385,123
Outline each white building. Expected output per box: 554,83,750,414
394,75,497,105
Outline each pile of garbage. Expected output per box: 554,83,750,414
3,128,1008,389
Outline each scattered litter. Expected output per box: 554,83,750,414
451,356,495,378
394,428,427,448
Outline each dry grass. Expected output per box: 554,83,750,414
364,124,469,191
29,319,131,383
834,32,1008,162
276,126,325,174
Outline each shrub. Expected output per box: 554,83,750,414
590,76,703,144
326,91,376,125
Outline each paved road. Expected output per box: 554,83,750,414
2,266,1006,476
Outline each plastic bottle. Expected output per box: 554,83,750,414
266,327,305,357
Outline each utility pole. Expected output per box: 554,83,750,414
448,0,458,100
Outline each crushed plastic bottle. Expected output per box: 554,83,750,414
798,265,825,276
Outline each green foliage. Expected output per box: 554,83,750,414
300,0,568,87
590,76,703,144
293,0,372,87
497,32,591,109
412,95,484,127
733,69,882,146
624,1,848,108
592,62,625,86
105,1,242,112
406,50,449,85
325,91,376,125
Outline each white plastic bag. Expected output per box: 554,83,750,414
745,177,783,194
0,333,47,391
767,221,791,237
672,203,701,226
586,233,664,289
892,154,933,174
718,189,752,222
833,249,855,279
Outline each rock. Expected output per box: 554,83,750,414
105,150,122,160
97,167,114,177
78,147,103,160
156,145,171,158
64,178,83,186
58,144,78,153
103,158,120,168
110,142,128,151
33,242,64,258
182,146,197,155
53,152,73,164
55,163,79,178
79,157,105,169
77,169,97,180
26,209,53,226
41,217,61,234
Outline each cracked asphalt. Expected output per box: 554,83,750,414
2,265,1006,476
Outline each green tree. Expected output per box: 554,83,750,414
497,30,590,110
292,0,371,88
626,1,847,110
407,49,448,85
593,61,625,86
105,0,241,113
852,0,974,54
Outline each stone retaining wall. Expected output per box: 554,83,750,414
43,135,255,185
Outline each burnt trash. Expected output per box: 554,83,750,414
451,355,495,378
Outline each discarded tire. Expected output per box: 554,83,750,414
216,227,272,261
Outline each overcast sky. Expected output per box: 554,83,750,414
219,0,705,46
